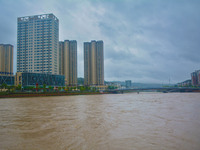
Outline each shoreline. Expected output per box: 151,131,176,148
1,90,199,99
0,92,110,99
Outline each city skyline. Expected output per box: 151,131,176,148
0,0,200,83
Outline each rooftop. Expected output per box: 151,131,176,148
18,13,58,22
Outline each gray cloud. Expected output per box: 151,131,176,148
0,0,200,83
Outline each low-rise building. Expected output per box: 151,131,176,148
15,72,65,87
0,75,15,86
90,85,108,91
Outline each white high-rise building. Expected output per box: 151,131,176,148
17,13,59,74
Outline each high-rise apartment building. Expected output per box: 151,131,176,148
17,13,59,74
84,40,104,86
0,44,13,76
59,42,64,75
59,40,77,86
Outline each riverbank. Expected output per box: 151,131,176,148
0,91,109,98
1,88,199,98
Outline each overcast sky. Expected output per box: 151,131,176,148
0,0,199,83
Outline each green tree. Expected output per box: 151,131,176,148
16,84,22,91
48,85,53,92
0,84,3,91
108,86,117,89
80,86,86,92
7,85,13,93
58,87,62,91
86,86,91,91
25,86,35,91
1,83,7,89
43,84,46,92
9,85,16,92
91,87,96,92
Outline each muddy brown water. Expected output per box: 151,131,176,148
0,93,200,150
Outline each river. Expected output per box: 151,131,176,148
0,92,200,150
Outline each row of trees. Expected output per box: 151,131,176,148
0,83,97,93
174,84,200,88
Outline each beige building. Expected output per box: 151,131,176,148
0,44,13,76
59,42,64,75
17,14,59,74
15,72,22,86
59,40,77,86
84,40,104,86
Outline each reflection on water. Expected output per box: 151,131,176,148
0,93,200,150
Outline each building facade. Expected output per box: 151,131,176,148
191,70,200,86
59,42,64,75
15,72,64,87
125,80,132,88
0,44,13,76
197,70,200,86
84,40,104,86
17,14,59,74
59,40,77,86
0,76,14,86
177,79,192,87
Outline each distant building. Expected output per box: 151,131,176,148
191,70,200,86
84,40,104,86
0,44,13,76
15,72,65,87
59,40,77,86
17,14,59,74
106,81,122,89
177,79,192,87
125,80,132,88
197,70,200,86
